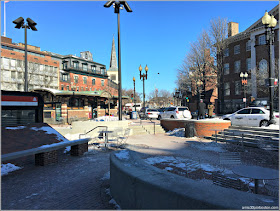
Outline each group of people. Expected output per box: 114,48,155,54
197,99,214,120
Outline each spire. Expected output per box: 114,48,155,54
109,35,118,71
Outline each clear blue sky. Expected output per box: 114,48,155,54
1,1,279,96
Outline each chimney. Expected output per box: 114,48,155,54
228,22,239,37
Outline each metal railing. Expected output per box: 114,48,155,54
139,113,156,135
79,126,108,139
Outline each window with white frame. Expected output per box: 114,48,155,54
234,60,241,73
234,45,240,54
259,35,266,45
224,48,229,57
2,57,9,69
224,63,229,75
74,75,79,83
92,78,96,85
11,71,16,79
246,41,251,51
235,81,241,95
83,76,87,84
224,82,230,96
246,58,251,71
10,59,16,70
101,80,104,86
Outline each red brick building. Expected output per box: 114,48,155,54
221,5,279,113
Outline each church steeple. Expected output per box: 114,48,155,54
109,36,118,71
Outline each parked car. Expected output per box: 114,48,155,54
222,107,279,127
157,106,192,120
145,108,160,119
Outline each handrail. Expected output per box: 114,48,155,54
79,126,108,138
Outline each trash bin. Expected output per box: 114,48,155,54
131,111,137,119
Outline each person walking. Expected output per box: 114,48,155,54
197,99,206,120
208,103,214,118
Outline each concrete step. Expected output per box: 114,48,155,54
142,125,166,134
229,125,279,133
129,125,149,135
224,128,279,138
222,131,279,141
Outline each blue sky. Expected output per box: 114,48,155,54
1,1,279,96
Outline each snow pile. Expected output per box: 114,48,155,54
191,142,226,153
105,188,121,209
93,116,118,122
100,171,110,181
115,150,130,160
261,124,279,130
145,156,177,165
5,126,26,130
196,118,224,121
64,146,71,153
64,133,83,141
1,163,22,176
167,128,185,137
31,126,68,142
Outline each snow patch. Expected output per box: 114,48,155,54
261,124,280,130
1,163,22,176
144,156,177,165
167,128,185,137
92,116,119,122
5,126,26,130
100,171,110,181
64,146,71,153
115,150,129,160
165,167,173,171
191,142,226,152
31,126,68,142
109,198,121,210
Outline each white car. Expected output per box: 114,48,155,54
158,106,192,120
222,107,279,127
145,108,160,119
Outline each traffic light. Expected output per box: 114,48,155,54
131,93,134,99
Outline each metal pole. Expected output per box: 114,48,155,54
134,80,136,111
4,1,6,37
24,24,28,92
117,12,122,120
143,78,145,110
244,83,246,108
267,27,275,124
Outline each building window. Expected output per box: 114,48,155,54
235,81,241,95
77,87,79,92
17,60,23,67
90,87,92,91
11,71,16,79
66,85,69,91
111,74,116,81
246,58,251,71
92,78,96,85
101,68,105,75
17,84,22,91
224,63,229,75
224,82,230,96
86,87,88,91
11,59,16,70
234,60,241,73
63,62,68,69
18,72,23,79
224,48,229,57
74,75,79,83
101,80,104,86
259,35,266,45
246,41,251,51
234,45,240,54
81,87,84,91
83,77,87,84
82,64,88,72
61,85,64,90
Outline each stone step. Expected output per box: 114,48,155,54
229,125,279,133
222,131,279,141
224,128,279,138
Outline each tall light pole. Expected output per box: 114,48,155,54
139,65,148,110
104,1,132,121
262,11,277,124
133,76,136,111
13,17,37,92
240,72,248,108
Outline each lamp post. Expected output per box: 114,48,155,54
240,72,248,108
139,65,148,109
133,76,136,111
262,11,277,124
104,1,132,120
13,17,37,92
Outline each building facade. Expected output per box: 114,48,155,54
1,36,59,91
222,5,279,113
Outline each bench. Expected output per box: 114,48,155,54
1,138,91,166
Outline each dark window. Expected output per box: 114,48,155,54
167,107,176,111
251,109,265,114
237,109,251,114
178,107,189,111
1,110,36,126
44,112,52,118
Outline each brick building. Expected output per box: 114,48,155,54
1,36,59,91
221,5,279,113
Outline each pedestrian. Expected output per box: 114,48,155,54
208,102,214,118
197,99,206,120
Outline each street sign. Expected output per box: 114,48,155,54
243,98,246,102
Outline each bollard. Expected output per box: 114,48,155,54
185,121,195,138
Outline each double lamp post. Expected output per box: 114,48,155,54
139,65,148,109
262,11,277,124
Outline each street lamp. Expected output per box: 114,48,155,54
104,1,132,120
240,72,248,108
13,17,37,92
139,65,148,109
133,76,136,111
262,11,277,124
